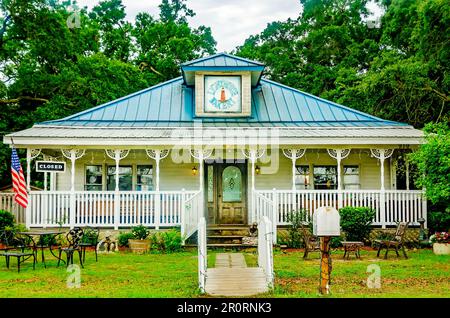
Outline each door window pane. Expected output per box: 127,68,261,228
344,165,360,189
207,165,214,202
85,165,102,191
295,165,310,189
222,166,242,202
137,165,153,191
107,166,132,191
313,166,337,189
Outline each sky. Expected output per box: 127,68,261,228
75,0,303,52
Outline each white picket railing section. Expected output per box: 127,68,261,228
254,192,277,243
24,190,198,230
0,193,25,223
254,189,427,228
258,216,274,288
181,191,203,242
197,217,207,293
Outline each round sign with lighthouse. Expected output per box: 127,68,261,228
204,75,241,112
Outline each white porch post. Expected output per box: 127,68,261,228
327,149,351,209
105,149,129,230
146,149,169,230
61,149,85,229
371,149,394,228
282,149,306,191
242,148,265,224
190,149,213,220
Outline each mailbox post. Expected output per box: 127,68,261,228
313,206,341,295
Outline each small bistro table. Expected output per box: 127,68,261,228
18,231,66,267
342,241,364,259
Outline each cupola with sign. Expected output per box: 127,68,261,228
181,53,265,117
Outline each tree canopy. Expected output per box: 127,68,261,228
236,0,449,128
0,0,216,186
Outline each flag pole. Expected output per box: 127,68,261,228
10,137,19,223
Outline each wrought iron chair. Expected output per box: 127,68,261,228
79,227,100,262
300,222,321,259
57,227,84,268
1,232,36,273
375,222,409,259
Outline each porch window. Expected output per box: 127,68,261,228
343,166,360,189
295,165,310,189
313,166,337,189
107,166,132,191
137,165,153,191
85,165,103,191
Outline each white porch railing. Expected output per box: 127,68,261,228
258,216,274,288
181,190,203,242
197,217,207,293
254,191,277,243
254,189,427,228
0,193,26,223
25,190,198,230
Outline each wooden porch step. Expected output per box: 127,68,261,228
207,235,244,239
207,225,248,230
207,243,257,248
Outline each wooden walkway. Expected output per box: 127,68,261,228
204,253,269,297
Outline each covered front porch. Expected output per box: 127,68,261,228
0,144,427,243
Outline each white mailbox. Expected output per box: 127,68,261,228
313,206,341,236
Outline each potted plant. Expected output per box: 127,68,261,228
429,232,449,255
117,232,134,252
128,225,151,254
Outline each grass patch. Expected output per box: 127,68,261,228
0,248,448,297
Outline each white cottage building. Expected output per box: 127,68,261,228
2,53,426,243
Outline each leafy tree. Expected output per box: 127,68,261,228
408,122,450,208
133,0,216,82
0,0,216,187
89,0,133,62
236,0,449,127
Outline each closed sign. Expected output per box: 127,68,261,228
36,161,66,173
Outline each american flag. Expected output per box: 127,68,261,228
11,146,28,208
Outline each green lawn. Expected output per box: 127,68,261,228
0,248,448,298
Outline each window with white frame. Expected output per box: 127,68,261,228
343,165,360,189
295,165,310,189
85,165,103,191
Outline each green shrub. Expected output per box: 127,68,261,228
286,209,310,248
117,232,134,247
0,225,16,245
38,234,58,246
339,207,375,242
131,225,150,240
0,210,14,230
150,229,182,253
330,235,344,248
428,210,450,233
81,228,99,245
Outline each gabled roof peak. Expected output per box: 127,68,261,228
181,52,265,68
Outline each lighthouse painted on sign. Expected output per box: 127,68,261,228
204,75,241,112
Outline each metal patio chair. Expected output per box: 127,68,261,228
57,227,84,268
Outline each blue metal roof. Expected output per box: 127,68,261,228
181,52,264,69
40,75,407,127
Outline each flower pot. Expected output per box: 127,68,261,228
433,243,450,255
128,239,150,254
